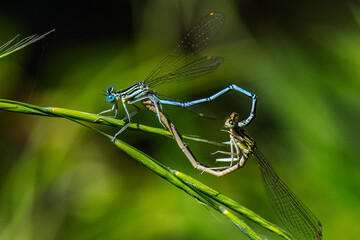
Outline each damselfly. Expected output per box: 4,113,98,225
99,12,257,139
213,112,323,240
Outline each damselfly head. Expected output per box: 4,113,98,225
224,112,240,129
106,87,117,103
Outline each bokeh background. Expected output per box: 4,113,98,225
1,0,359,239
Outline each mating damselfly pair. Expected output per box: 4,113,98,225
99,12,322,240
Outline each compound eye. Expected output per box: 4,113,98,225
107,87,115,94
107,94,115,103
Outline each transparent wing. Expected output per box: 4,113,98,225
0,29,55,59
155,93,216,119
144,12,225,86
147,56,223,88
253,149,323,240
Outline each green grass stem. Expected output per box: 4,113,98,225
0,98,294,239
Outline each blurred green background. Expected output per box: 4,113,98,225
1,0,359,239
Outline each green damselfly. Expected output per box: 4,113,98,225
213,112,323,240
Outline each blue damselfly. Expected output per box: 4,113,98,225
99,12,257,139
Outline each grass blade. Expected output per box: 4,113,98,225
0,30,55,59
